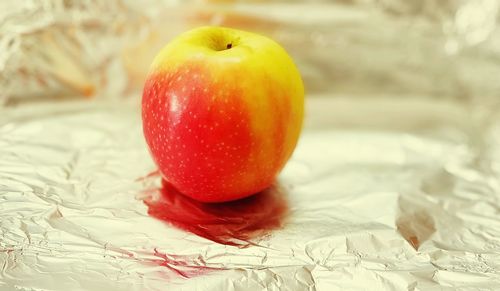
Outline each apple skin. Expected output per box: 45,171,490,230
142,26,304,202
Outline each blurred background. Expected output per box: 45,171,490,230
2,0,500,106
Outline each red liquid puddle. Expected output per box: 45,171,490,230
144,179,288,247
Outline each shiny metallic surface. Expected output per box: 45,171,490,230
2,97,500,290
2,0,500,290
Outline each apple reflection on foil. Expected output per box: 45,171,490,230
143,177,288,247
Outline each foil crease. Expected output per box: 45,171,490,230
2,0,500,290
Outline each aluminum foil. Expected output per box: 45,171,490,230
2,1,500,290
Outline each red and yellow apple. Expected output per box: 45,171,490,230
142,26,304,202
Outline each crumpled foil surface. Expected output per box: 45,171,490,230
2,1,500,290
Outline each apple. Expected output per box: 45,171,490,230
142,26,304,202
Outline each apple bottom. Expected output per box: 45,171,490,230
162,176,275,203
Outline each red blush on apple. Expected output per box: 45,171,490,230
144,179,288,247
